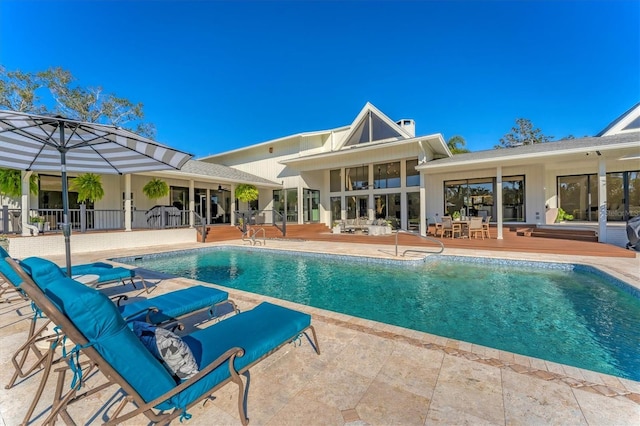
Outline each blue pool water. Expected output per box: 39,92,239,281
115,246,640,381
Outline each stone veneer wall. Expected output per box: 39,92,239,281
6,228,196,259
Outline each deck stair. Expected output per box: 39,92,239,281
198,223,331,243
514,226,598,242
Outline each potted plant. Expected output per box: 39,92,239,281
143,178,169,200
30,216,45,231
234,184,259,203
452,211,461,221
71,173,105,204
555,208,574,222
0,168,38,203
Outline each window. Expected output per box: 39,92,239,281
406,192,420,229
170,186,189,211
330,197,341,223
345,166,368,191
39,175,86,209
374,162,400,189
558,170,639,222
502,177,524,222
406,159,419,187
444,177,523,221
330,169,341,192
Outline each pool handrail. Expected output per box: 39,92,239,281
394,229,445,257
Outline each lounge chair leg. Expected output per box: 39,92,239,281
307,326,321,355
21,342,57,426
6,318,50,389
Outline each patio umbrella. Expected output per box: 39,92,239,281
0,110,193,275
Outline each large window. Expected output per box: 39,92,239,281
330,169,341,192
303,189,319,222
347,195,368,219
345,166,368,191
375,193,401,227
444,176,523,222
373,162,400,189
330,197,341,223
406,159,419,187
502,177,524,222
406,192,420,229
170,186,189,211
558,170,640,222
39,175,87,209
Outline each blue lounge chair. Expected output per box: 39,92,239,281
12,256,320,425
3,255,238,424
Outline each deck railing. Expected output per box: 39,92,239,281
0,205,191,234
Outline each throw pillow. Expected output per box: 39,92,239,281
131,321,199,381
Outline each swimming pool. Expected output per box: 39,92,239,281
115,246,640,381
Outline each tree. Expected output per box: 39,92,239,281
495,118,552,149
447,135,470,154
143,178,169,200
0,66,45,113
234,184,259,203
71,173,105,203
0,66,156,138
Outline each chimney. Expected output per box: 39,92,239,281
396,119,415,137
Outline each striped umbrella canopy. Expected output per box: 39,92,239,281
0,109,193,274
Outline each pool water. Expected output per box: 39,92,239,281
117,247,640,381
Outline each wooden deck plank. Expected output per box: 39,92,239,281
205,224,636,258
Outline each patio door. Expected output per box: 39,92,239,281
303,189,320,222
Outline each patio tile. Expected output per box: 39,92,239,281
427,355,505,425
356,379,431,425
374,342,444,399
502,368,587,425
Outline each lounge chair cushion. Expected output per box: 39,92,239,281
172,302,311,409
0,247,23,287
69,262,114,275
118,285,229,324
132,321,199,380
21,257,177,405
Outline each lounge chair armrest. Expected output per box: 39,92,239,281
110,295,128,306
121,307,159,323
113,346,245,424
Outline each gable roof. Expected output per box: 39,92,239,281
337,102,413,149
596,102,640,136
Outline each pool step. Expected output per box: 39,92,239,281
515,226,598,242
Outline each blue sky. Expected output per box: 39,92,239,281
1,0,638,158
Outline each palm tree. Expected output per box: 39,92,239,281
70,173,104,203
447,135,470,154
142,178,169,200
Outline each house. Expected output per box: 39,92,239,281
2,102,639,254
202,102,640,244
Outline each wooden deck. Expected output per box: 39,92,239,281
205,223,637,258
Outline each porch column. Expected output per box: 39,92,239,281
124,174,132,231
21,171,32,236
206,188,211,224
189,180,195,228
419,172,427,236
230,184,236,225
496,166,504,240
598,158,607,243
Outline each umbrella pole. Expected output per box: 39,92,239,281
59,127,72,277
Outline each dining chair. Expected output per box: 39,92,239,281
440,216,462,239
482,216,492,238
468,217,484,239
